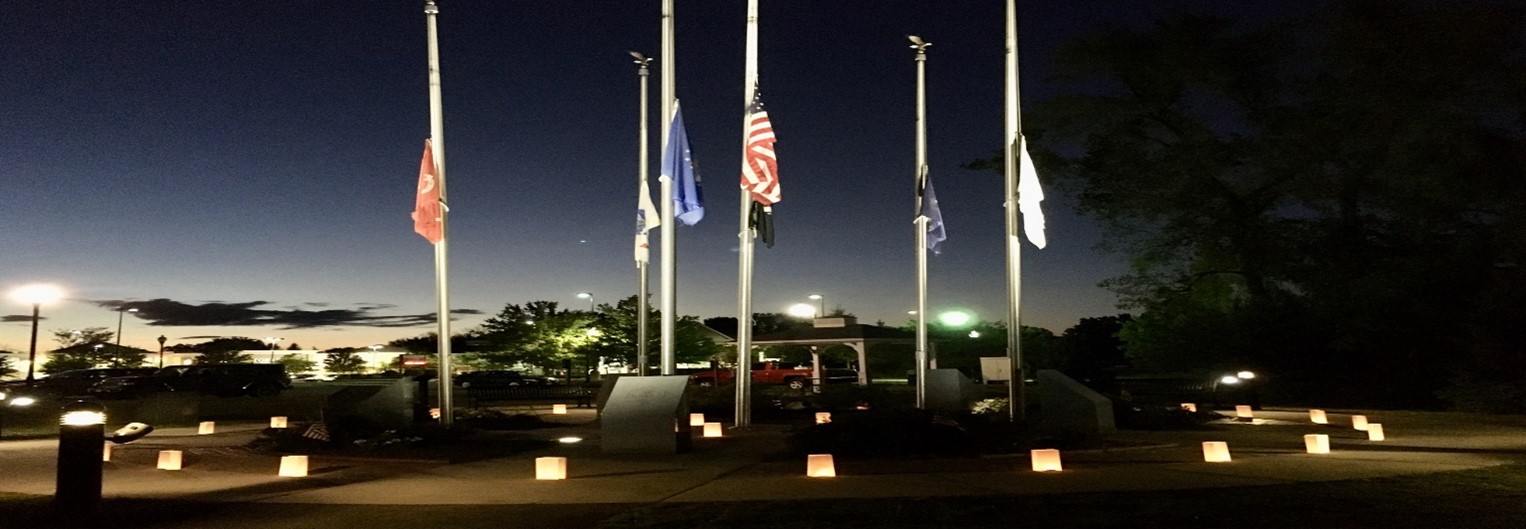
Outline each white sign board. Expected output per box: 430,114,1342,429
979,357,1011,383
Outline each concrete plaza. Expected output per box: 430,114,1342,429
1,408,1524,527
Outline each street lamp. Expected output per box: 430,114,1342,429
115,307,138,346
808,294,824,315
263,337,282,364
937,310,974,327
576,292,595,311
156,335,167,369
10,284,64,383
368,344,383,372
787,303,817,319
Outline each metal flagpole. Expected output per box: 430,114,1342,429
658,0,677,375
424,0,454,425
734,0,760,429
633,51,652,377
910,35,931,410
1003,0,1026,421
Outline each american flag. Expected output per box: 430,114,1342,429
740,88,779,206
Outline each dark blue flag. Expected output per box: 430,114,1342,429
917,167,945,254
665,101,704,226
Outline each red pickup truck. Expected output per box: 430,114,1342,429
691,362,856,390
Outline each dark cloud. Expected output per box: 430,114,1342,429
92,299,481,330
3,315,42,323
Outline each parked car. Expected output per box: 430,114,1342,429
691,362,858,390
90,364,291,398
0,368,157,399
454,370,541,388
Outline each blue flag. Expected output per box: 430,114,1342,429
917,166,945,254
665,101,704,225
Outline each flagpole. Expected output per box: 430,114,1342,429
633,52,653,377
910,35,931,410
1003,0,1026,421
734,0,760,429
657,0,678,376
424,0,454,426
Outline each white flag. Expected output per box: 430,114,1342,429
635,176,661,264
1018,136,1047,249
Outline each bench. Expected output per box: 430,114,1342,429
465,385,594,409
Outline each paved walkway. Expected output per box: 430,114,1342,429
2,408,1524,507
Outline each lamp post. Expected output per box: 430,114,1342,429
263,337,281,364
10,284,64,383
808,294,824,315
368,344,383,372
115,307,138,346
576,292,595,312
156,335,167,369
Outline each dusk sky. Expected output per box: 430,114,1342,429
1,1,1303,353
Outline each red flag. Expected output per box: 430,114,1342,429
412,139,443,244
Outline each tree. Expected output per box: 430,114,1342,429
41,352,95,374
52,327,113,348
1056,315,1133,383
0,351,16,379
974,3,1526,407
324,349,365,374
286,343,302,351
277,353,317,374
94,344,149,368
387,333,471,355
186,337,263,364
468,297,726,374
704,313,809,340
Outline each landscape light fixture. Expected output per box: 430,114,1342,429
56,400,108,509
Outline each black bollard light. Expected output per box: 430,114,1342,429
56,400,107,509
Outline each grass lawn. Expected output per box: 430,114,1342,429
2,463,1524,528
